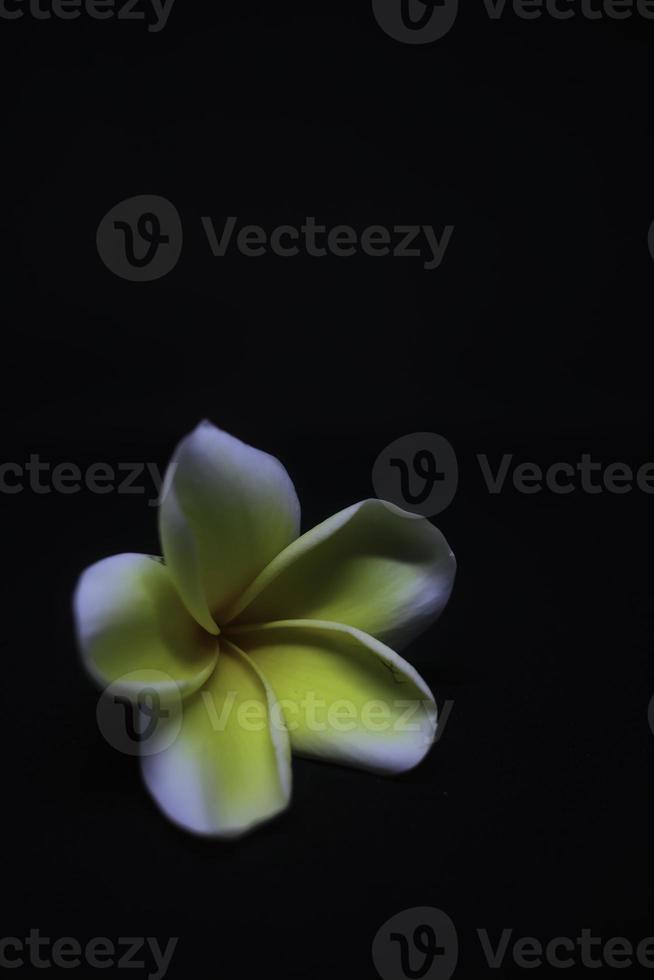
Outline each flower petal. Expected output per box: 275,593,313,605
74,553,218,702
226,500,455,647
159,422,301,633
141,642,291,837
229,620,437,774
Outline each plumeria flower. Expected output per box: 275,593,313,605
74,422,456,838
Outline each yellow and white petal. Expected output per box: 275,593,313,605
141,641,292,838
226,500,455,648
74,553,218,702
159,422,300,633
230,620,438,774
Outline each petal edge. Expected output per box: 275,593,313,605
226,499,455,648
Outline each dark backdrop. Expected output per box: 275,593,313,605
2,3,654,978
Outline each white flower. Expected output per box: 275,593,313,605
74,422,456,838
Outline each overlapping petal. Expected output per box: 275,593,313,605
76,421,457,839
159,422,301,633
141,642,291,837
228,620,437,774
225,500,455,647
74,553,218,701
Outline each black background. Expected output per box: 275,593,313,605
2,1,654,977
